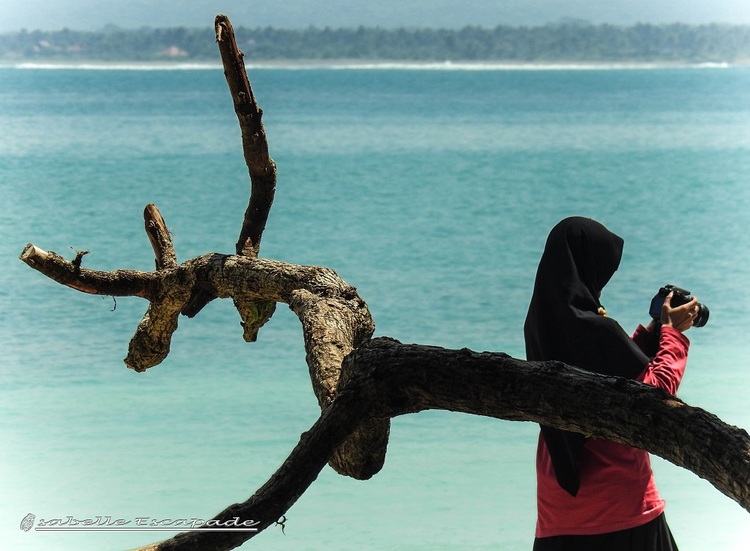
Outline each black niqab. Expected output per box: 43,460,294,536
524,217,650,496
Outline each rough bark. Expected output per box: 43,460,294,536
18,242,387,477
17,13,749,551
20,14,389,481
215,14,276,258
144,203,178,271
19,238,750,551
131,338,750,551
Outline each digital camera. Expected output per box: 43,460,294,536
649,284,709,327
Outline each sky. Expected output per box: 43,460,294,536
0,0,749,32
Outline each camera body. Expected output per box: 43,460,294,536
649,284,709,327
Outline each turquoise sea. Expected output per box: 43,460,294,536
1,62,749,550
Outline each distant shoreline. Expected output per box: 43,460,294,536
0,59,742,71
2,24,748,68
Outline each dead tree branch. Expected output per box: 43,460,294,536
17,13,749,551
19,240,386,477
20,243,155,298
215,14,276,258
19,15,389,480
181,15,276,318
134,338,750,551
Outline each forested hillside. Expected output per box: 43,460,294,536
2,23,749,63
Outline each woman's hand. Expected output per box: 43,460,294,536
661,292,699,332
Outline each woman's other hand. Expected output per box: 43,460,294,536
661,292,699,332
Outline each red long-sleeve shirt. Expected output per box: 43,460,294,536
535,325,690,537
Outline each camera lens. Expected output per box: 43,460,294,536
693,303,710,327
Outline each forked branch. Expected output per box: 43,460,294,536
17,14,750,551
18,13,390,481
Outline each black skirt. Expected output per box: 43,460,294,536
532,514,678,551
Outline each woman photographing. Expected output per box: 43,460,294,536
525,217,699,551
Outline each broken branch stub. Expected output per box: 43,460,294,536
144,203,178,271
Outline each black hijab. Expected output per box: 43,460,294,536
524,217,650,496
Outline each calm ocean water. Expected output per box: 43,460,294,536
1,63,749,550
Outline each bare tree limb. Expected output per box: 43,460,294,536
133,338,750,551
288,288,387,478
19,243,154,298
212,13,387,479
341,339,750,513
19,241,389,475
136,379,371,551
213,12,279,351
215,14,276,258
